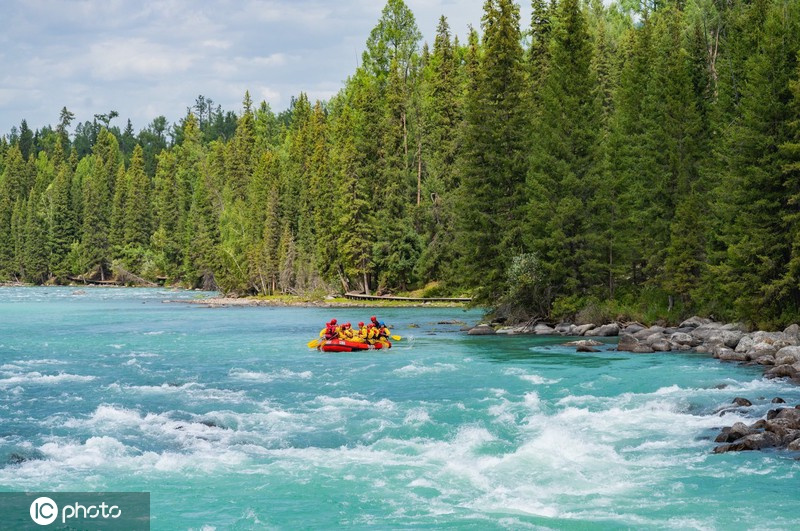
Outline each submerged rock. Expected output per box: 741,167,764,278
467,324,496,336
713,401,800,453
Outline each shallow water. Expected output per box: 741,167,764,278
1,287,799,529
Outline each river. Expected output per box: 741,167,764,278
1,287,798,529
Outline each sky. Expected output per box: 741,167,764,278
0,0,532,137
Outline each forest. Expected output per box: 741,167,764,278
1,0,800,328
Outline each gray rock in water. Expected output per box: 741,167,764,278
775,407,800,426
574,323,596,336
765,364,798,380
651,339,672,352
534,323,556,335
714,422,753,443
467,324,496,336
632,344,655,354
577,345,600,353
732,397,753,407
772,397,786,404
564,339,603,347
585,323,620,337
713,432,781,453
617,334,640,352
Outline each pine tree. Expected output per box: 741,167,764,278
47,161,76,277
527,0,600,300
123,144,152,248
711,0,800,325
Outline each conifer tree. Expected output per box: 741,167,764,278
527,0,600,299
710,0,800,325
47,162,76,276
123,144,152,248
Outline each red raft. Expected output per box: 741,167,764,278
320,339,391,352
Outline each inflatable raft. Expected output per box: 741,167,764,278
320,339,391,352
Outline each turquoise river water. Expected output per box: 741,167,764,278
1,287,799,529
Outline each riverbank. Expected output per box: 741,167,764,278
168,294,472,309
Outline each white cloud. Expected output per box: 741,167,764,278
87,38,195,81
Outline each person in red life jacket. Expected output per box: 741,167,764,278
323,319,338,340
370,316,380,329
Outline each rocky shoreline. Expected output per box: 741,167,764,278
467,316,800,454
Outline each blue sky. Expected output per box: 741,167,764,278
0,0,531,136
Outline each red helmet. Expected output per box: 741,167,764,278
371,316,377,321
358,322,364,327
345,322,351,328
331,319,338,325
367,323,374,328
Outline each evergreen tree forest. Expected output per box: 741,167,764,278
2,0,800,328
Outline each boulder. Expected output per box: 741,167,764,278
632,344,655,354
617,334,640,352
732,397,753,407
764,365,797,379
735,335,755,354
772,397,786,404
679,316,712,329
585,323,620,337
747,343,777,360
496,326,525,335
715,347,746,361
788,438,800,451
467,324,496,336
751,331,785,345
634,326,664,340
670,332,699,347
715,421,753,443
775,346,800,365
722,322,749,332
719,330,745,348
755,355,776,366
574,323,595,336
765,418,797,439
576,345,600,353
554,322,573,335
784,323,800,342
775,407,800,426
534,323,556,335
713,432,781,453
651,339,672,352
622,323,646,335
691,326,724,342
564,339,603,347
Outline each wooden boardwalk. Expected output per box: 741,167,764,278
344,292,472,303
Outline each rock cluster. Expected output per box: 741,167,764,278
713,401,800,453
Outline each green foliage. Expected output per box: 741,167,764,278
3,0,800,328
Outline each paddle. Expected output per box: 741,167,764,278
307,339,320,349
390,335,401,341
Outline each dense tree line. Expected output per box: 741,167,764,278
1,0,800,328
